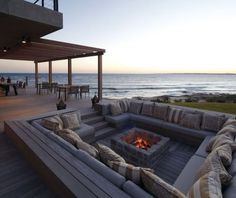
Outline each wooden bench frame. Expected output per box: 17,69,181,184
4,120,127,198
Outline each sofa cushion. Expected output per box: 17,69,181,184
94,143,125,165
61,112,80,130
223,118,236,128
73,149,126,188
119,99,130,113
174,155,205,194
213,144,232,167
76,140,99,158
110,102,123,116
55,128,81,148
153,103,169,120
105,113,130,129
201,113,226,132
223,175,236,198
108,161,153,185
206,134,234,153
167,107,184,124
195,152,232,185
195,136,213,158
41,115,63,131
187,171,222,198
141,102,154,116
129,100,143,114
141,169,186,198
180,112,202,130
74,123,95,143
217,125,236,137
122,180,154,198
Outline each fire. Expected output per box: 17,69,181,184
133,136,151,150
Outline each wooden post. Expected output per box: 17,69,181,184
68,58,72,85
35,62,38,88
49,61,52,84
98,55,102,100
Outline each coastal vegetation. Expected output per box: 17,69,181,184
173,102,236,114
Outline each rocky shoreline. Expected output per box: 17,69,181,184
133,93,236,103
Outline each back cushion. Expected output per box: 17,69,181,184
167,107,183,124
129,100,143,114
180,112,202,130
119,99,130,113
153,103,169,120
141,102,154,116
201,113,226,132
110,102,123,116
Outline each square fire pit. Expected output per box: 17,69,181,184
111,127,170,168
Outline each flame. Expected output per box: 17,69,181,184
133,136,151,150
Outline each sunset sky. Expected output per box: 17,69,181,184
1,0,236,73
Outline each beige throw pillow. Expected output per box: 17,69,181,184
201,113,226,132
180,112,202,130
41,115,63,131
110,102,123,116
94,143,125,165
61,112,80,130
141,169,186,198
76,141,99,159
187,171,222,198
167,107,183,124
153,104,169,120
55,128,81,147
108,161,154,185
141,102,154,116
195,152,232,185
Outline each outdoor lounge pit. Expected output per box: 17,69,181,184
111,127,170,168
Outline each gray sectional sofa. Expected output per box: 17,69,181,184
29,100,236,197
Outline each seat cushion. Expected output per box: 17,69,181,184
223,175,236,198
73,149,126,188
105,113,130,129
122,180,154,198
187,171,222,198
174,155,205,194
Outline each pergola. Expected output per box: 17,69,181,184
0,38,105,99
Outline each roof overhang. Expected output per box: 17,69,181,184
0,38,106,62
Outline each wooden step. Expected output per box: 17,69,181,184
95,127,117,141
91,121,109,131
83,116,104,125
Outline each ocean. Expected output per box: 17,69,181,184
1,73,236,98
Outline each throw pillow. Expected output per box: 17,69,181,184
206,134,234,153
153,104,169,120
140,169,186,198
195,152,232,185
201,113,226,132
41,115,63,131
94,143,125,165
180,112,202,130
129,100,143,114
55,128,81,147
167,107,183,124
217,125,236,137
108,161,154,185
110,102,123,116
141,102,154,116
76,141,99,159
61,112,80,130
187,171,222,198
223,118,236,128
213,144,232,167
119,99,130,113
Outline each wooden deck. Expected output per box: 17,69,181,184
0,87,93,197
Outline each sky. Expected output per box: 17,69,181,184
1,0,236,73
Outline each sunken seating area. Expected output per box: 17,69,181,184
4,101,236,197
